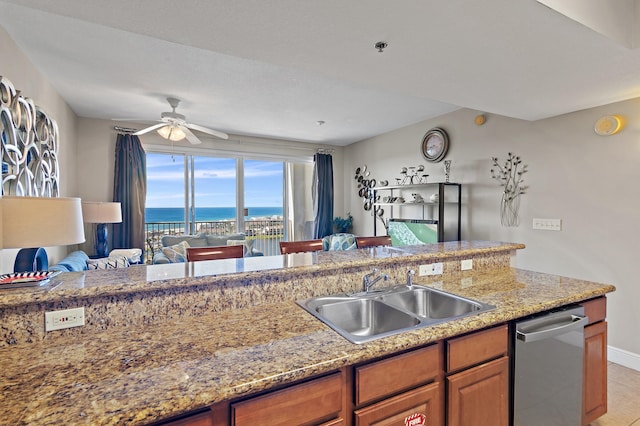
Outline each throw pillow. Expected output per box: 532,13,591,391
227,239,254,256
161,240,190,263
87,256,131,270
108,248,142,263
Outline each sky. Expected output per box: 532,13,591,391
146,152,283,208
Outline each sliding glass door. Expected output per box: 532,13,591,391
145,152,286,261
243,159,284,256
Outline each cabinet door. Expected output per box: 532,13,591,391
354,381,442,426
583,321,608,425
447,356,509,426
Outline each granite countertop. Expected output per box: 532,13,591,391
0,240,524,308
0,264,615,425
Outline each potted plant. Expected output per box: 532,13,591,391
333,213,353,233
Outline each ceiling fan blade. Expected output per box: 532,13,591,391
187,123,229,140
133,123,167,135
182,126,202,145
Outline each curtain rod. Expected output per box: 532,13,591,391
317,148,335,154
114,126,138,133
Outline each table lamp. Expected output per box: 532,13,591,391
81,201,122,258
1,196,86,272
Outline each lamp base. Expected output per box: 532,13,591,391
95,223,109,258
14,247,49,273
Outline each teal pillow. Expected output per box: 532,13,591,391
322,233,357,251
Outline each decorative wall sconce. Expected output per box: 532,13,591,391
594,115,624,136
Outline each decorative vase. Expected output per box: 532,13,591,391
444,160,451,183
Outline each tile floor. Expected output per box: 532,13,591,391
589,362,640,425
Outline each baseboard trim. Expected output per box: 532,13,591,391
608,345,640,372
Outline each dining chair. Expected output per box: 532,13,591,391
186,245,244,262
355,236,392,249
279,239,324,254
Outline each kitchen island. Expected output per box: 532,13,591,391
0,241,615,425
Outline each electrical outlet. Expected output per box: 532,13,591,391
533,218,562,231
461,259,473,271
419,262,443,276
45,307,85,331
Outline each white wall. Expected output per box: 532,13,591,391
1,25,79,272
344,103,640,360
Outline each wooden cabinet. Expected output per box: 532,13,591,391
354,382,442,426
447,357,509,426
230,371,344,426
159,410,215,426
355,344,441,406
353,343,443,426
446,325,509,426
582,297,608,425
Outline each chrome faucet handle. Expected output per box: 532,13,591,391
407,269,415,288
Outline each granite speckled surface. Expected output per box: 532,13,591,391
0,241,615,425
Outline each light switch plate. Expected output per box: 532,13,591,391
533,218,562,231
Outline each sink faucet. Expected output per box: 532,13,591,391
406,269,415,289
363,268,389,293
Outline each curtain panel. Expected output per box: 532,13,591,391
112,134,146,252
312,153,334,239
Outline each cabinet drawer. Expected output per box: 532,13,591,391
231,372,343,426
354,381,443,426
356,343,441,406
583,297,606,325
447,324,507,373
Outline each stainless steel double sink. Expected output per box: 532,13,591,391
297,285,495,344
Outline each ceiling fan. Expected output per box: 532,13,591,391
133,97,228,144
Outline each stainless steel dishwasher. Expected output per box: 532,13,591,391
513,305,589,425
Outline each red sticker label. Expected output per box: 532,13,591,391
405,412,426,426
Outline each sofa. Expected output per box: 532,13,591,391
152,233,263,264
49,251,90,272
49,249,142,272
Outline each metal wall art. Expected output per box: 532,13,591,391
396,165,428,185
354,165,385,224
1,76,59,197
490,153,528,227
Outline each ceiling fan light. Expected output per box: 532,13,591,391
157,125,186,141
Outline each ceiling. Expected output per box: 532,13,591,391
2,0,640,146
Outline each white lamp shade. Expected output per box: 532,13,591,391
157,125,186,141
81,201,122,224
1,196,86,249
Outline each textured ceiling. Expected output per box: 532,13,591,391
2,0,640,145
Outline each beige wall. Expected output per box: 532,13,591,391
344,102,640,360
1,25,79,271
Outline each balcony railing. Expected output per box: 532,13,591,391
144,219,284,263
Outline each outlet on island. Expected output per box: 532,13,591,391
419,262,443,276
45,307,85,331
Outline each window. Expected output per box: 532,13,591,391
145,151,307,261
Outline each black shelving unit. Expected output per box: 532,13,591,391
373,182,462,242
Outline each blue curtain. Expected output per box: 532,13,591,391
112,134,146,252
313,153,334,239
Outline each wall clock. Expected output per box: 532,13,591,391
421,127,449,162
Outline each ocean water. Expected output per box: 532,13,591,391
145,207,283,223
